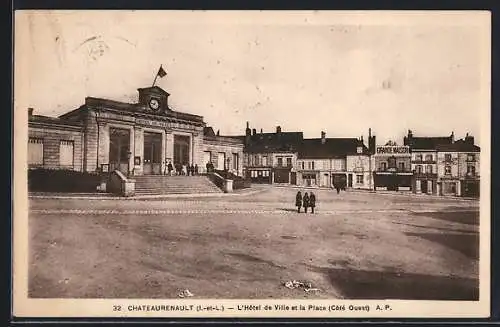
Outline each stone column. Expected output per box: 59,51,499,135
97,122,109,170
161,131,166,174
166,131,174,162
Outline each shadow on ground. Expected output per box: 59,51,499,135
406,232,479,260
413,210,479,226
308,265,478,300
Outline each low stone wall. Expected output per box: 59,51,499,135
28,168,102,193
108,170,135,197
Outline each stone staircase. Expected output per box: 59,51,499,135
134,175,223,195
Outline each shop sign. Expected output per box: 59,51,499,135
376,145,410,155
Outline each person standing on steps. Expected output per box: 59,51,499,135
167,161,173,176
303,192,310,213
309,192,316,214
295,191,302,213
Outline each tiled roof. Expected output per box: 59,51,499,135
298,138,368,159
244,132,303,153
406,136,453,150
437,139,480,152
29,115,83,128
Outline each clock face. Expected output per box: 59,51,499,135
149,98,160,110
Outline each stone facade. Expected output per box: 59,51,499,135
202,135,244,176
28,116,84,171
27,86,241,178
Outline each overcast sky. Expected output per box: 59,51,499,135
15,11,490,145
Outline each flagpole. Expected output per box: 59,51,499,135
152,73,159,87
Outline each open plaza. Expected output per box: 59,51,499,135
29,186,479,300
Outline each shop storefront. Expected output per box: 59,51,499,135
373,144,412,191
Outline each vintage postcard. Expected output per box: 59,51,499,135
13,10,491,318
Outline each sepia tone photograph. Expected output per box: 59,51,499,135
13,10,490,318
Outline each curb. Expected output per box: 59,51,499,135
28,188,265,201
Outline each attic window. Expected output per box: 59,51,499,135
356,146,363,154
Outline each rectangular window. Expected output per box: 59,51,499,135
356,174,363,184
425,154,433,162
388,157,396,168
415,154,423,162
426,165,433,174
398,162,405,171
277,157,283,167
467,165,476,175
312,161,315,170
445,154,452,162
262,155,268,166
301,161,305,170
416,165,422,174
232,153,238,170
28,137,44,166
467,154,475,162
263,170,269,177
286,157,292,167
379,162,387,171
445,165,451,175
59,140,74,168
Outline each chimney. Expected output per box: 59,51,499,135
465,133,474,145
276,126,281,134
28,108,34,117
260,128,263,134
252,128,256,136
245,122,251,136
216,130,220,136
451,131,455,143
321,131,326,144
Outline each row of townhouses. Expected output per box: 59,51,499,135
27,84,480,197
241,124,480,197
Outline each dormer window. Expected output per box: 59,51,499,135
356,146,363,154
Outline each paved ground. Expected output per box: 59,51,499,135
28,186,480,300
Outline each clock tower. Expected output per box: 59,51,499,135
137,86,170,114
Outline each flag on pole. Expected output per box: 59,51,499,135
157,65,167,78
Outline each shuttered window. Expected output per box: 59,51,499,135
28,138,44,165
59,140,74,168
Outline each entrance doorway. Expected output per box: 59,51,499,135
421,179,428,193
174,135,190,166
109,127,130,175
143,132,162,175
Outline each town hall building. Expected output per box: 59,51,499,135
28,85,244,177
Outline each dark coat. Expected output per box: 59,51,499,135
303,193,310,207
309,193,316,207
295,192,302,207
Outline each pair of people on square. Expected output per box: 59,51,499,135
295,190,316,213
